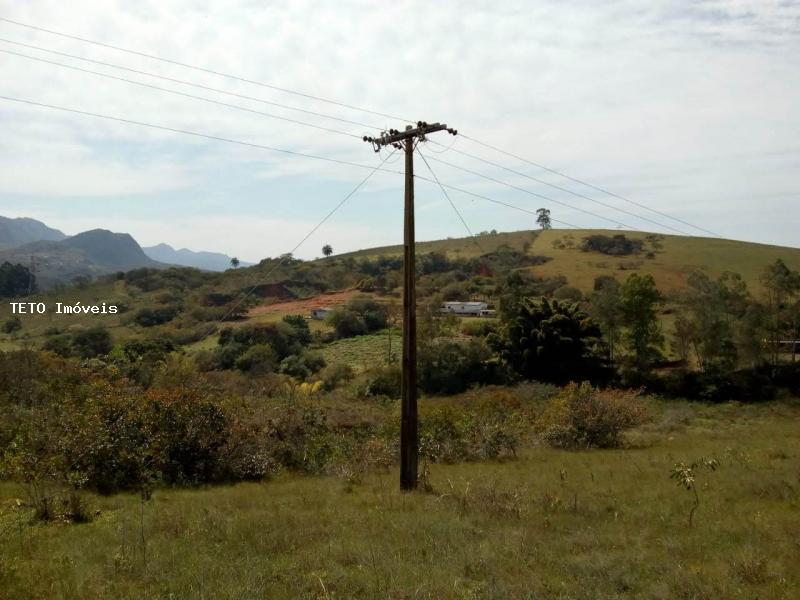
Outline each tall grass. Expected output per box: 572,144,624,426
1,400,798,598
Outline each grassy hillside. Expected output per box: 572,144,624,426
342,228,800,293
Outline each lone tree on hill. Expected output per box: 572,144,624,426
536,208,552,230
230,257,240,269
322,244,333,257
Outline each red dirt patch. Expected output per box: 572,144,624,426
247,289,361,317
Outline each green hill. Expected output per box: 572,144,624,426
340,229,800,293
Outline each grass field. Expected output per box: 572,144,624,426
319,328,399,371
1,399,798,599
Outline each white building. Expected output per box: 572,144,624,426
311,308,332,320
440,301,489,316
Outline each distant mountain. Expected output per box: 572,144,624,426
0,216,66,249
62,229,158,270
144,243,252,271
0,229,163,289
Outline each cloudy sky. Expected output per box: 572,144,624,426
0,0,798,261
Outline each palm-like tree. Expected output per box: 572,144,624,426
230,256,240,268
322,244,333,258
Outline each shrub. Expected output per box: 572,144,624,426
282,314,312,344
71,326,113,358
134,305,180,327
235,344,278,374
537,382,651,448
582,234,643,256
318,362,355,391
553,285,583,302
363,364,401,399
327,296,388,339
461,319,498,337
2,316,21,333
418,339,507,395
279,351,326,379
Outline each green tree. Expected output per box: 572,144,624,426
230,256,240,269
0,261,35,297
327,296,388,338
588,276,622,363
761,259,800,365
619,273,663,370
489,297,604,383
536,208,552,230
672,271,745,372
322,244,333,257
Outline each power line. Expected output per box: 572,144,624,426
0,16,411,123
459,133,723,238
429,140,691,235
414,172,583,229
0,48,363,139
0,37,383,131
0,95,582,233
0,94,405,176
417,146,479,243
204,149,397,335
424,154,635,230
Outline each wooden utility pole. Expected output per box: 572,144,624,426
365,121,457,490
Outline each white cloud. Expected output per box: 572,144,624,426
0,0,798,248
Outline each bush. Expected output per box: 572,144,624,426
660,368,777,402
327,296,388,339
418,339,507,395
363,364,401,399
134,305,180,327
553,285,583,302
41,334,74,357
582,234,643,256
279,351,326,379
537,382,651,448
318,362,355,391
235,344,278,374
71,327,113,358
2,316,21,333
282,314,312,344
461,319,498,337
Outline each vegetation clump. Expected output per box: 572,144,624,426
536,382,651,448
582,234,643,256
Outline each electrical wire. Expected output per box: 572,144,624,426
0,48,363,139
0,16,412,123
417,146,480,244
0,94,577,232
424,154,635,230
0,94,405,176
428,140,690,235
203,148,397,336
0,37,382,131
413,172,582,229
459,133,723,238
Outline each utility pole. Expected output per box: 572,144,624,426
365,121,457,490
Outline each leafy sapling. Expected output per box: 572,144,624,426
670,457,720,527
